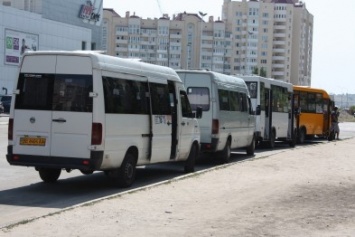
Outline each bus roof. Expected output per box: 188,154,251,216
22,51,182,83
176,70,247,89
293,86,331,99
239,75,293,92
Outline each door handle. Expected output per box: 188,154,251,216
181,122,186,126
167,121,172,126
52,118,66,123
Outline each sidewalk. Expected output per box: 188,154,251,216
2,137,355,236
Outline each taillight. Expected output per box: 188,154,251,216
212,119,219,135
8,118,13,140
91,123,102,145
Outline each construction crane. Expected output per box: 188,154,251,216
156,0,163,16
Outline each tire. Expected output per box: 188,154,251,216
246,136,255,155
297,127,306,144
220,139,231,163
80,170,94,175
184,144,197,173
38,168,61,183
268,130,275,149
110,153,137,188
289,135,296,147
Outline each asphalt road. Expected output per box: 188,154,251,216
1,114,354,229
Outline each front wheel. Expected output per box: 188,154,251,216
38,168,61,183
184,144,197,173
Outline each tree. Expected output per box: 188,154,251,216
252,67,267,77
260,67,267,77
252,67,259,75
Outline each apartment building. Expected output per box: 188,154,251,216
103,0,313,86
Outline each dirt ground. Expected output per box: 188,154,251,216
2,138,355,237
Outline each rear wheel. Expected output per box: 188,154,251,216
109,153,137,188
80,170,94,175
184,144,197,173
38,168,61,183
220,139,231,163
246,136,255,155
289,135,296,147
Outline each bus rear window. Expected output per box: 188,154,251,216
187,87,210,111
15,73,93,112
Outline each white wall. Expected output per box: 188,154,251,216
0,5,92,93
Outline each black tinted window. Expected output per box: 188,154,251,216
150,83,171,115
102,77,149,114
15,73,54,110
53,75,93,112
15,73,93,112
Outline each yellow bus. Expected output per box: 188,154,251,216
293,86,334,143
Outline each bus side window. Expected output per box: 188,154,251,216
180,91,192,117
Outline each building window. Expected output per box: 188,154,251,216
82,41,86,50
91,43,96,50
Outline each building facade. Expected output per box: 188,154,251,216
0,0,103,92
103,0,313,85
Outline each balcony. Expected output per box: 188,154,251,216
170,33,182,39
201,35,213,40
116,39,128,44
272,71,285,76
116,31,128,36
272,56,285,60
273,63,284,69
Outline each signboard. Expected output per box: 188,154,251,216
5,29,39,66
79,0,103,25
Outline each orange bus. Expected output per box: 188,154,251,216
293,86,334,143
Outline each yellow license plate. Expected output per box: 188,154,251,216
20,137,46,146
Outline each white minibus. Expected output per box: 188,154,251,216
176,70,256,163
241,75,295,148
7,51,201,187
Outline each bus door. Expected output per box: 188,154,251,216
293,93,301,133
264,88,272,140
13,55,93,159
148,78,173,163
288,92,295,140
168,82,178,160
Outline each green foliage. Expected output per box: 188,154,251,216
252,67,259,75
260,67,267,77
252,67,267,77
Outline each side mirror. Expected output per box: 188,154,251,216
195,106,203,119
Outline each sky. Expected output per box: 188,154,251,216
103,0,355,95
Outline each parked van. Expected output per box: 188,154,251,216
176,70,256,163
7,51,201,187
241,75,295,148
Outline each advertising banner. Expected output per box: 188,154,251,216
5,29,39,66
79,0,103,26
